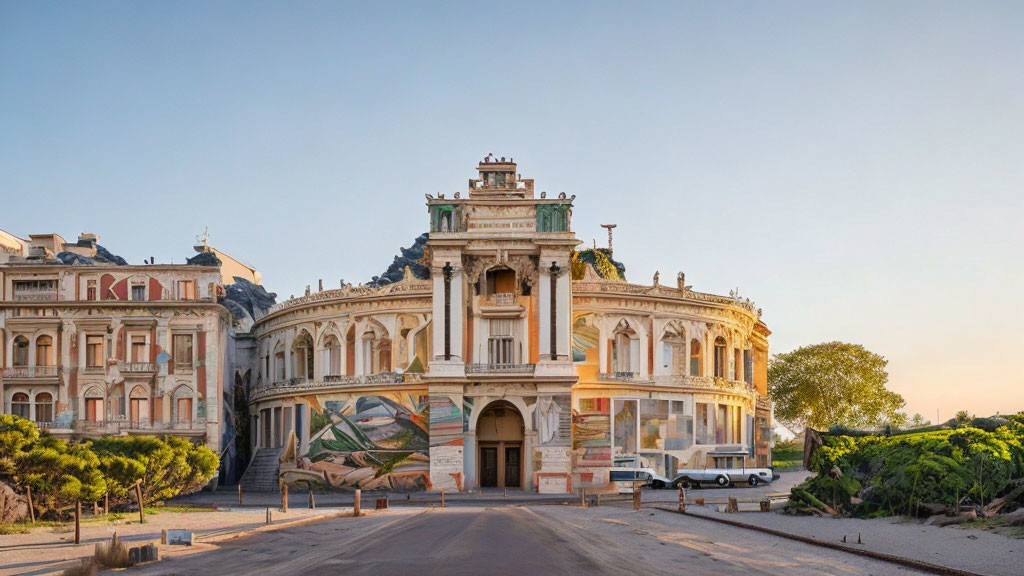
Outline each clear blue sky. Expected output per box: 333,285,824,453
3,1,1022,420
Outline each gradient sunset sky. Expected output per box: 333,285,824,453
2,1,1022,420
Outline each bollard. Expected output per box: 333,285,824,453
238,484,242,506
581,488,586,508
726,497,738,513
440,489,445,508
760,499,771,512
266,507,271,524
282,483,288,513
504,487,507,498
596,494,600,507
161,529,167,545
309,488,315,510
632,484,641,511
679,486,686,513
354,489,361,517
695,497,705,506
75,501,81,545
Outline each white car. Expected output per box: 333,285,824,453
671,465,778,488
609,467,673,493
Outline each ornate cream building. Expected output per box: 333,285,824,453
246,156,772,494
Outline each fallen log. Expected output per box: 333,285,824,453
791,487,838,516
983,482,1024,515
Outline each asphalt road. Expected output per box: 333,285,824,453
125,502,927,576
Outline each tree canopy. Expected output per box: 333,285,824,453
768,341,906,430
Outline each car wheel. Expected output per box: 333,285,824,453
715,475,730,487
651,480,665,489
678,479,696,490
748,475,760,487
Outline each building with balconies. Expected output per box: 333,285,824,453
247,155,774,494
0,231,271,484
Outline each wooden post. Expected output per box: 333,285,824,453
74,501,81,545
25,484,36,524
440,489,444,508
581,488,586,508
727,497,738,513
632,483,641,511
93,501,99,516
281,483,288,513
238,484,242,506
104,492,109,515
134,482,145,524
353,489,361,517
308,488,315,510
679,486,686,513
266,507,271,524
595,494,600,507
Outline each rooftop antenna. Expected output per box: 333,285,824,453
600,224,617,255
194,227,211,253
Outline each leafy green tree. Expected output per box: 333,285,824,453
954,410,972,428
768,342,906,430
17,435,106,517
91,436,218,504
0,414,39,477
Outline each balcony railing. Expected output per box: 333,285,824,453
252,372,422,401
466,363,536,375
1,365,60,379
74,419,207,433
119,362,156,373
598,371,639,381
13,290,57,302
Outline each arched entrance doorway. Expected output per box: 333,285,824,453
476,401,524,489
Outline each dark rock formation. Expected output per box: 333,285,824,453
54,245,128,266
369,232,431,286
220,277,277,325
94,245,128,265
187,251,222,267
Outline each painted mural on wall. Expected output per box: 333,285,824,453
284,391,432,491
427,395,472,492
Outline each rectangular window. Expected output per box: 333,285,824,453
177,280,195,300
173,334,193,368
666,400,693,451
716,404,728,443
131,284,146,301
639,399,669,451
86,280,97,301
488,319,515,365
177,397,193,424
743,350,753,385
86,335,104,367
131,335,147,362
613,399,638,456
85,398,103,422
695,403,714,445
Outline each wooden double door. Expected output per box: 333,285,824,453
479,442,522,488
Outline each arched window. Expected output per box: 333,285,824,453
611,320,638,374
34,392,53,423
273,343,285,382
13,336,29,367
129,386,149,424
713,336,728,379
377,340,392,373
291,332,313,381
173,386,194,426
689,339,703,377
84,387,103,422
661,325,685,375
35,335,53,366
11,392,30,419
322,334,341,377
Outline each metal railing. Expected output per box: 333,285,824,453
35,421,69,430
598,371,639,381
119,362,156,373
466,363,536,375
1,365,60,378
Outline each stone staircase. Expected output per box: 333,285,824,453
238,447,283,492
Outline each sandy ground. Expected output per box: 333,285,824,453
676,505,1024,576
0,506,347,576
121,504,924,576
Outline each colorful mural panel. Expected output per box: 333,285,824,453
287,391,432,491
573,397,611,468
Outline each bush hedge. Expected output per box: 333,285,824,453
798,415,1024,517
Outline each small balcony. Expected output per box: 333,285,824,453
598,371,639,381
119,362,156,374
466,363,536,375
1,365,60,379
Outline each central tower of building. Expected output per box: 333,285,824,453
424,155,579,492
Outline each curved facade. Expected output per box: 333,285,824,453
248,156,772,493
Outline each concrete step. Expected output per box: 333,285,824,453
238,447,283,492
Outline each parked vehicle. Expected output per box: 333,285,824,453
671,465,778,489
611,455,673,491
